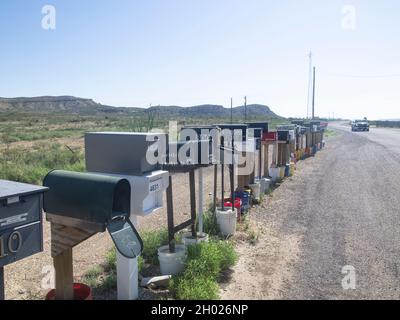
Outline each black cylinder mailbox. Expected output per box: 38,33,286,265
43,170,143,259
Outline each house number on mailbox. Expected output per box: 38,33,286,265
0,231,23,258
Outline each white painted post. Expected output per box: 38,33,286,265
117,215,139,300
198,167,204,234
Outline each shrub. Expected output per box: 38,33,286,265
140,229,169,265
169,240,237,300
196,212,219,236
169,273,219,300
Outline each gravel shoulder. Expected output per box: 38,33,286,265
222,127,400,300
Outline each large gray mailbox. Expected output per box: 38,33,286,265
85,132,167,175
0,180,48,300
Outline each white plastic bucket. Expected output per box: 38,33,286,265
269,167,280,182
279,167,286,179
216,208,237,236
259,178,271,194
158,245,186,275
249,182,261,201
182,232,209,247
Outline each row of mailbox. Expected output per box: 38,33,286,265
0,120,325,293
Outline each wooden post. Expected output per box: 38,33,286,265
47,216,101,300
263,142,269,177
54,248,74,300
0,267,4,300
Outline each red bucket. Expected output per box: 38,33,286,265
224,197,242,209
224,198,242,221
45,283,92,300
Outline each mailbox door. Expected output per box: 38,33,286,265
0,222,42,267
107,217,143,259
0,194,41,232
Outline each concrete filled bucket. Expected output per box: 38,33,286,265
216,207,237,236
158,245,186,275
182,232,209,247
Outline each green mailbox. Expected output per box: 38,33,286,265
43,170,143,259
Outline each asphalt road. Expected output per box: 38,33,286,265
269,124,400,299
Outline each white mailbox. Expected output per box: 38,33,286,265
107,170,169,217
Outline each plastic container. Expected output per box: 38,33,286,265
224,198,242,221
269,167,280,182
258,178,271,194
182,232,209,246
279,167,285,179
235,191,250,211
290,162,295,176
158,245,186,275
249,182,261,201
216,207,237,236
284,164,290,177
45,283,92,300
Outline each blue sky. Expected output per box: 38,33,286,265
0,0,399,119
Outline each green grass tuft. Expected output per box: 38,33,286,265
169,240,238,300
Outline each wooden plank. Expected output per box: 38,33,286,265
263,143,269,177
54,248,73,300
50,223,98,257
46,214,104,232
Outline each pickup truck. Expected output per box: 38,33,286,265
351,120,370,132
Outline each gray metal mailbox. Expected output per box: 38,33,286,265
0,180,48,299
85,132,167,175
43,170,143,259
0,180,48,267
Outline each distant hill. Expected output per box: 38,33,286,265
0,96,282,119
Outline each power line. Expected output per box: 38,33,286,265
324,72,400,79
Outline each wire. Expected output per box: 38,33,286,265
325,72,400,79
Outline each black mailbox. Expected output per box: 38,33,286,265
181,125,220,141
180,125,220,164
161,140,212,172
215,124,248,142
310,121,321,126
277,130,290,143
0,180,48,268
246,122,269,137
300,126,308,135
291,120,305,126
43,170,143,259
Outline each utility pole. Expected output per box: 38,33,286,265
307,51,313,119
230,97,233,124
244,96,247,121
312,66,316,120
